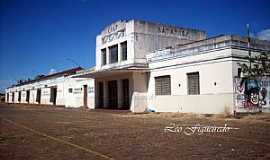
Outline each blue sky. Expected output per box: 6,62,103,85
0,0,270,93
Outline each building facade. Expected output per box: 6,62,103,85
5,67,95,108
6,19,270,114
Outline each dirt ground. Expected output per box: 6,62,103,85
0,103,270,160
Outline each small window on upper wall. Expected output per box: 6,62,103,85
101,48,106,65
68,88,73,93
121,41,127,61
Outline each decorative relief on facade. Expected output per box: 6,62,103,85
101,21,126,44
102,30,125,44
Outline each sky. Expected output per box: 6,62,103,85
0,0,270,93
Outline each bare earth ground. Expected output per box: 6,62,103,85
0,103,270,160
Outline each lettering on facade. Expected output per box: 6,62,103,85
73,88,82,94
101,21,126,44
42,91,50,96
102,30,125,44
158,26,189,37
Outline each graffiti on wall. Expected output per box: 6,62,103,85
234,77,270,111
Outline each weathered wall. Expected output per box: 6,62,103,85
148,94,233,114
234,77,270,113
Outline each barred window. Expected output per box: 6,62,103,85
101,48,106,65
121,41,127,61
187,72,200,95
155,75,171,95
109,45,118,63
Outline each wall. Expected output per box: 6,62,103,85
130,72,149,112
95,20,206,71
147,48,235,113
148,94,233,114
133,20,206,61
64,77,95,108
5,76,95,108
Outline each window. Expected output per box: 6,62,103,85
187,72,200,95
109,45,118,63
68,88,73,93
101,48,106,65
121,41,127,61
155,75,171,95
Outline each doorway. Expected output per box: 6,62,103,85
98,82,104,108
108,80,118,109
12,92,14,102
36,89,41,104
83,85,88,107
50,87,57,105
26,90,30,103
18,91,21,102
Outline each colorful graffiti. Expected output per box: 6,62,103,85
234,77,270,112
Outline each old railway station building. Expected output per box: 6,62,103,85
6,20,270,114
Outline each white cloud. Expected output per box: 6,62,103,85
49,68,56,75
256,29,270,41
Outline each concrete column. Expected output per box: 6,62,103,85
117,79,122,108
106,47,110,64
118,43,121,62
103,81,108,108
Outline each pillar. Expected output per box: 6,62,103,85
117,79,122,108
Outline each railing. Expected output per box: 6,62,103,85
147,36,270,62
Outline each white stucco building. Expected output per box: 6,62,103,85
6,19,270,114
6,67,95,108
